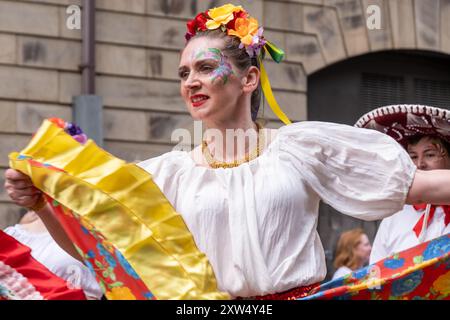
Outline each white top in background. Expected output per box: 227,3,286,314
4,224,103,299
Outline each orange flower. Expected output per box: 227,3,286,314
105,286,136,300
228,17,259,46
432,270,450,295
48,118,66,129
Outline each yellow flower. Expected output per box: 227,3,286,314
105,286,137,300
206,4,244,29
228,17,259,46
432,270,450,295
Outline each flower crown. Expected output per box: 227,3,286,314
185,4,281,60
185,4,291,125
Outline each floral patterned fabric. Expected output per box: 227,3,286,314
301,233,450,300
47,195,155,300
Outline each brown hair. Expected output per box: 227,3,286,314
333,228,365,270
407,135,450,156
186,29,263,121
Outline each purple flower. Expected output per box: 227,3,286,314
73,134,88,144
65,122,83,136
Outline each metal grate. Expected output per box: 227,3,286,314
414,78,450,109
361,73,406,111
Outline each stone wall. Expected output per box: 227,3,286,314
0,0,449,230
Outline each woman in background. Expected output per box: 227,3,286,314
332,228,372,280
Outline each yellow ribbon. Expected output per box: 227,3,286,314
9,120,230,300
258,54,292,125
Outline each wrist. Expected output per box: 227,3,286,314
28,195,47,213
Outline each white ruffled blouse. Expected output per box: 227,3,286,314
138,121,417,298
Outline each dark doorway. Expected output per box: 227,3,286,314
308,50,450,280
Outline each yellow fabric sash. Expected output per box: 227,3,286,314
9,120,229,300
259,51,292,126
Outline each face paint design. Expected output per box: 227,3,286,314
194,48,234,85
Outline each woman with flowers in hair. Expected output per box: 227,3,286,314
4,4,450,300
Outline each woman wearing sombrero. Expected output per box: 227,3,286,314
355,105,450,264
3,5,450,300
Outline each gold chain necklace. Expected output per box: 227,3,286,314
202,122,265,169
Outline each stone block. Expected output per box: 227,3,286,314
0,1,59,36
0,203,24,230
442,0,450,53
303,5,347,64
388,0,416,49
147,112,193,143
104,140,174,163
16,103,72,134
0,168,7,202
97,0,146,14
264,1,302,32
147,17,187,49
0,134,30,167
415,0,440,51
147,49,181,80
97,75,185,112
146,0,196,18
262,91,307,122
97,10,148,46
59,72,81,104
0,101,16,133
18,36,81,71
0,65,58,102
285,32,326,74
325,0,369,56
97,44,147,77
264,61,307,92
104,108,149,142
0,33,16,64
24,0,82,5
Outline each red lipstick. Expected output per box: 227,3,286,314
190,94,209,107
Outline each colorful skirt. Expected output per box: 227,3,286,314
300,233,450,300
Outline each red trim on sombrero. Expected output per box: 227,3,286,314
0,230,86,300
355,105,450,147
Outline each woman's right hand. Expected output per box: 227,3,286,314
4,169,42,209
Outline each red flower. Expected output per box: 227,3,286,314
186,11,209,35
226,10,248,30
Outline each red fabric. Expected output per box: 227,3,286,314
239,283,319,300
302,233,450,300
413,204,450,237
0,230,86,300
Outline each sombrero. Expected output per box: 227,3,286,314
355,104,450,147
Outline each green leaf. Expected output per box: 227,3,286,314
110,282,124,288
413,255,424,265
98,280,106,294
430,287,438,296
94,260,104,269
110,271,117,281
